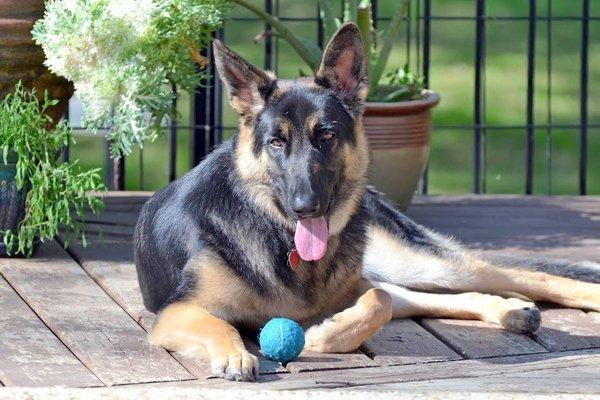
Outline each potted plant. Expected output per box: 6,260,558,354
31,0,229,166
0,83,105,257
0,0,73,126
233,0,439,209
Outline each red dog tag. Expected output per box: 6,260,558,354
288,249,300,271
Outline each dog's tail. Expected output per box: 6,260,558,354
485,255,600,284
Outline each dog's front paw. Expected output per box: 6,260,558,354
304,318,359,353
304,319,337,352
210,350,259,382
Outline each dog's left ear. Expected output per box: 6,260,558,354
213,40,277,115
315,23,368,112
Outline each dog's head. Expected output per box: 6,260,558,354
214,23,369,257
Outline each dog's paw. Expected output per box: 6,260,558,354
304,318,363,353
500,304,541,334
210,350,259,382
304,319,338,352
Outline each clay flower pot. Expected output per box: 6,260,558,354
0,0,73,125
363,90,440,210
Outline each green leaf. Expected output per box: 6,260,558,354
343,0,358,24
233,0,321,72
380,87,410,102
318,0,340,44
357,4,374,67
370,0,410,92
296,35,323,64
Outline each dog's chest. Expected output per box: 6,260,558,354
244,258,363,329
192,208,368,328
243,224,367,326
191,239,364,329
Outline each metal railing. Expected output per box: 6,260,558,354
67,0,595,195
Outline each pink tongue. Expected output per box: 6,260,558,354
294,217,328,261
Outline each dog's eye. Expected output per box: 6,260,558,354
322,132,336,141
269,137,285,148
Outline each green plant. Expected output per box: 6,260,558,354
32,0,229,157
0,82,105,256
233,0,422,102
374,65,425,102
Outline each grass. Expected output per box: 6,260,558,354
68,0,600,195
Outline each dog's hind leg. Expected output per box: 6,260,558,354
364,223,600,312
304,284,393,353
371,282,541,333
148,302,259,382
467,261,600,311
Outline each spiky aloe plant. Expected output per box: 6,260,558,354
232,0,422,102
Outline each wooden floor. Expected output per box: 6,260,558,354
0,194,599,395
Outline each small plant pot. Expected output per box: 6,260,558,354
0,151,37,257
363,90,440,211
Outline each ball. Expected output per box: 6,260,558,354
258,318,305,363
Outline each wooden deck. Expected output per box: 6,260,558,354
0,194,599,396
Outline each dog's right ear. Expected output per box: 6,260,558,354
213,40,277,116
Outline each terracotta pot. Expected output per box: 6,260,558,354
0,0,73,125
363,90,440,210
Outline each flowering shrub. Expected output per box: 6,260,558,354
32,0,229,156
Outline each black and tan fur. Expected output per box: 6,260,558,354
134,23,600,381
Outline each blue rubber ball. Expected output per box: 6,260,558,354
259,318,305,363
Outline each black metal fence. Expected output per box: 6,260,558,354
68,0,597,195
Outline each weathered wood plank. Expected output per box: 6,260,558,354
360,319,461,366
84,192,149,214
478,247,600,264
406,220,600,240
408,197,600,261
0,241,193,386
97,192,152,202
402,223,600,242
355,364,600,393
171,349,600,392
532,305,600,351
63,240,156,330
65,239,286,377
0,276,102,387
79,211,139,227
244,341,288,374
411,195,600,209
96,203,145,213
419,319,547,359
64,240,212,379
408,202,600,217
285,350,377,373
80,223,134,239
399,226,600,261
408,206,599,224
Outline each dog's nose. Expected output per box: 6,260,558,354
292,194,320,218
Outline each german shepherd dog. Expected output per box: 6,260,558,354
134,23,600,381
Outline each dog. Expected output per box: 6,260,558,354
134,23,600,382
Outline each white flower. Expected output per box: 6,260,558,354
106,0,154,35
32,0,228,156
